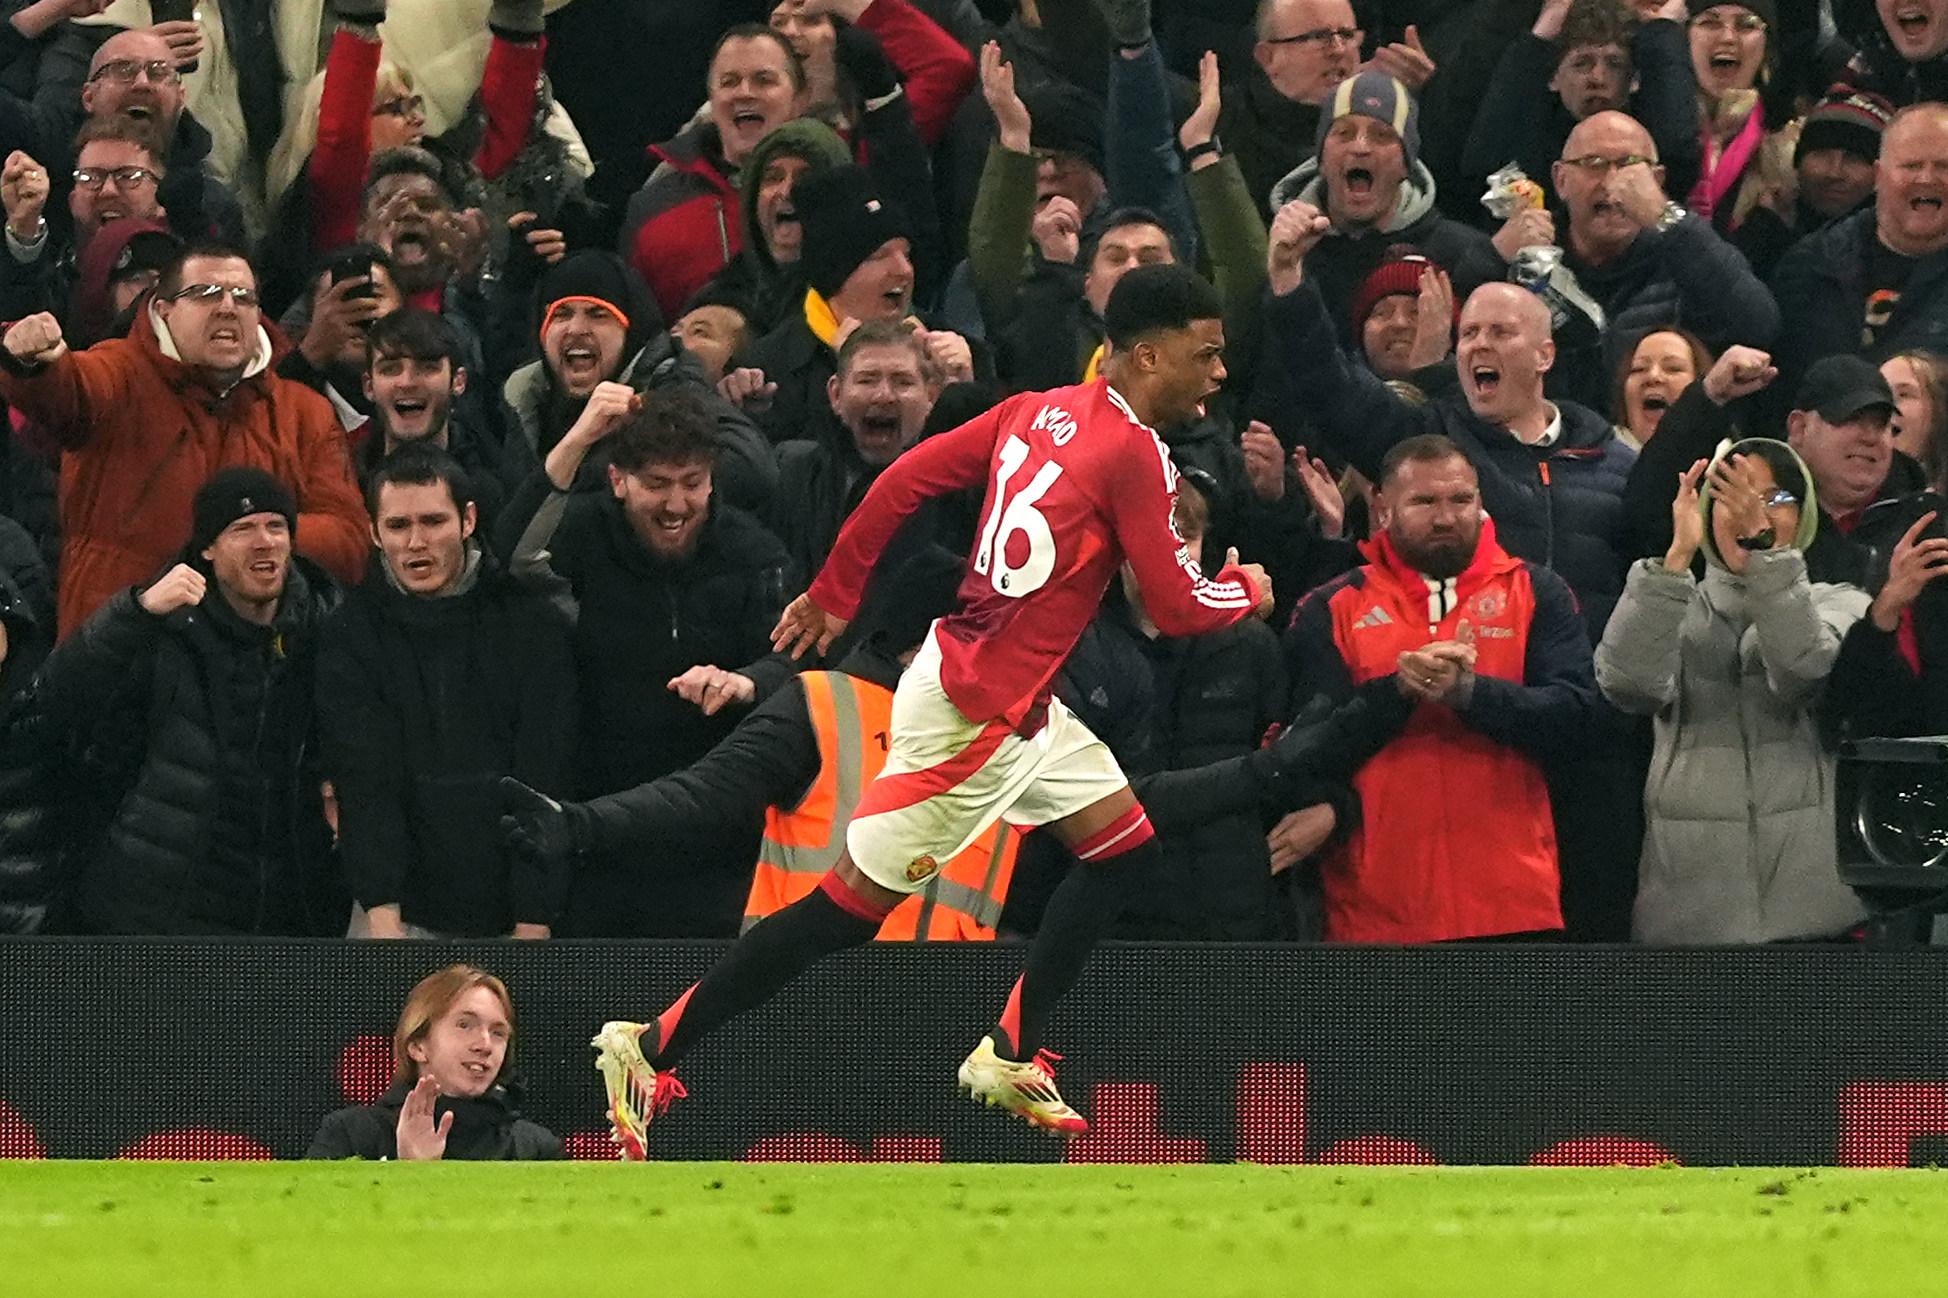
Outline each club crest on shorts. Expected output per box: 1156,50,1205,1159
905,854,940,883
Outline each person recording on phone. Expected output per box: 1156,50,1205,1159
279,243,402,430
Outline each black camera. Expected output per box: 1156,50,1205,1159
1837,736,1948,940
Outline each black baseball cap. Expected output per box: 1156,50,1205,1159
1792,354,1896,423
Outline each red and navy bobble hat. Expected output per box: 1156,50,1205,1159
1795,86,1894,166
1314,71,1421,171
1351,248,1443,333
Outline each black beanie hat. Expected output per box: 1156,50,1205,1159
796,165,913,300
1020,80,1107,179
538,252,636,332
1795,86,1894,166
191,467,297,554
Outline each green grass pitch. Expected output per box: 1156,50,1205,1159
3,1161,1944,1296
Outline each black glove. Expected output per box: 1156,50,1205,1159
499,776,592,867
834,20,901,104
330,0,387,27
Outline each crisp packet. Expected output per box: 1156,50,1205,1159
1482,162,1547,221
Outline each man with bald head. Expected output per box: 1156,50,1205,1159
1265,201,1643,943
21,22,242,246
1546,109,1778,415
1224,0,1381,214
1266,202,1632,631
1771,103,1948,403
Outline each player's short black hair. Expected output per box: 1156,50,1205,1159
1101,263,1222,350
610,388,720,474
365,441,476,519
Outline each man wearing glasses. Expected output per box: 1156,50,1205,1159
69,26,242,246
1546,109,1777,413
0,119,169,333
0,242,369,636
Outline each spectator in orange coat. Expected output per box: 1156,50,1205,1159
0,241,368,635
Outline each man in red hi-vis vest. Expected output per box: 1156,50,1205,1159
506,265,1405,1155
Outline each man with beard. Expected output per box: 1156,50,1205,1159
769,317,935,577
1283,435,1597,942
504,386,798,938
499,250,775,518
24,467,345,935
352,308,532,530
1268,209,1642,940
0,240,369,635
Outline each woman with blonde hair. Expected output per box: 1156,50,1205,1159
307,964,562,1160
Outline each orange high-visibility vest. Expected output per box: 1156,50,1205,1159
750,670,1018,940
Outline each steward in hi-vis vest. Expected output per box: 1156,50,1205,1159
752,669,1017,939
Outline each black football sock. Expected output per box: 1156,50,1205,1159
651,882,881,1068
998,831,1162,1059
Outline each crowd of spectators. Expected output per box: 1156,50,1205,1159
0,0,1945,948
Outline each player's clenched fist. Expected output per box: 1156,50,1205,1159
139,563,207,616
4,311,65,366
1267,201,1331,297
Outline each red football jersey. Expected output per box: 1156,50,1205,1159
809,379,1261,725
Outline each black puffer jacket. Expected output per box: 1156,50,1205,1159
1557,213,1781,419
1269,281,1637,638
504,474,798,936
1055,596,1296,940
1769,210,1948,418
32,560,344,936
306,1074,562,1161
317,550,577,936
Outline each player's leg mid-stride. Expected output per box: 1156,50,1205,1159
588,742,1161,1152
